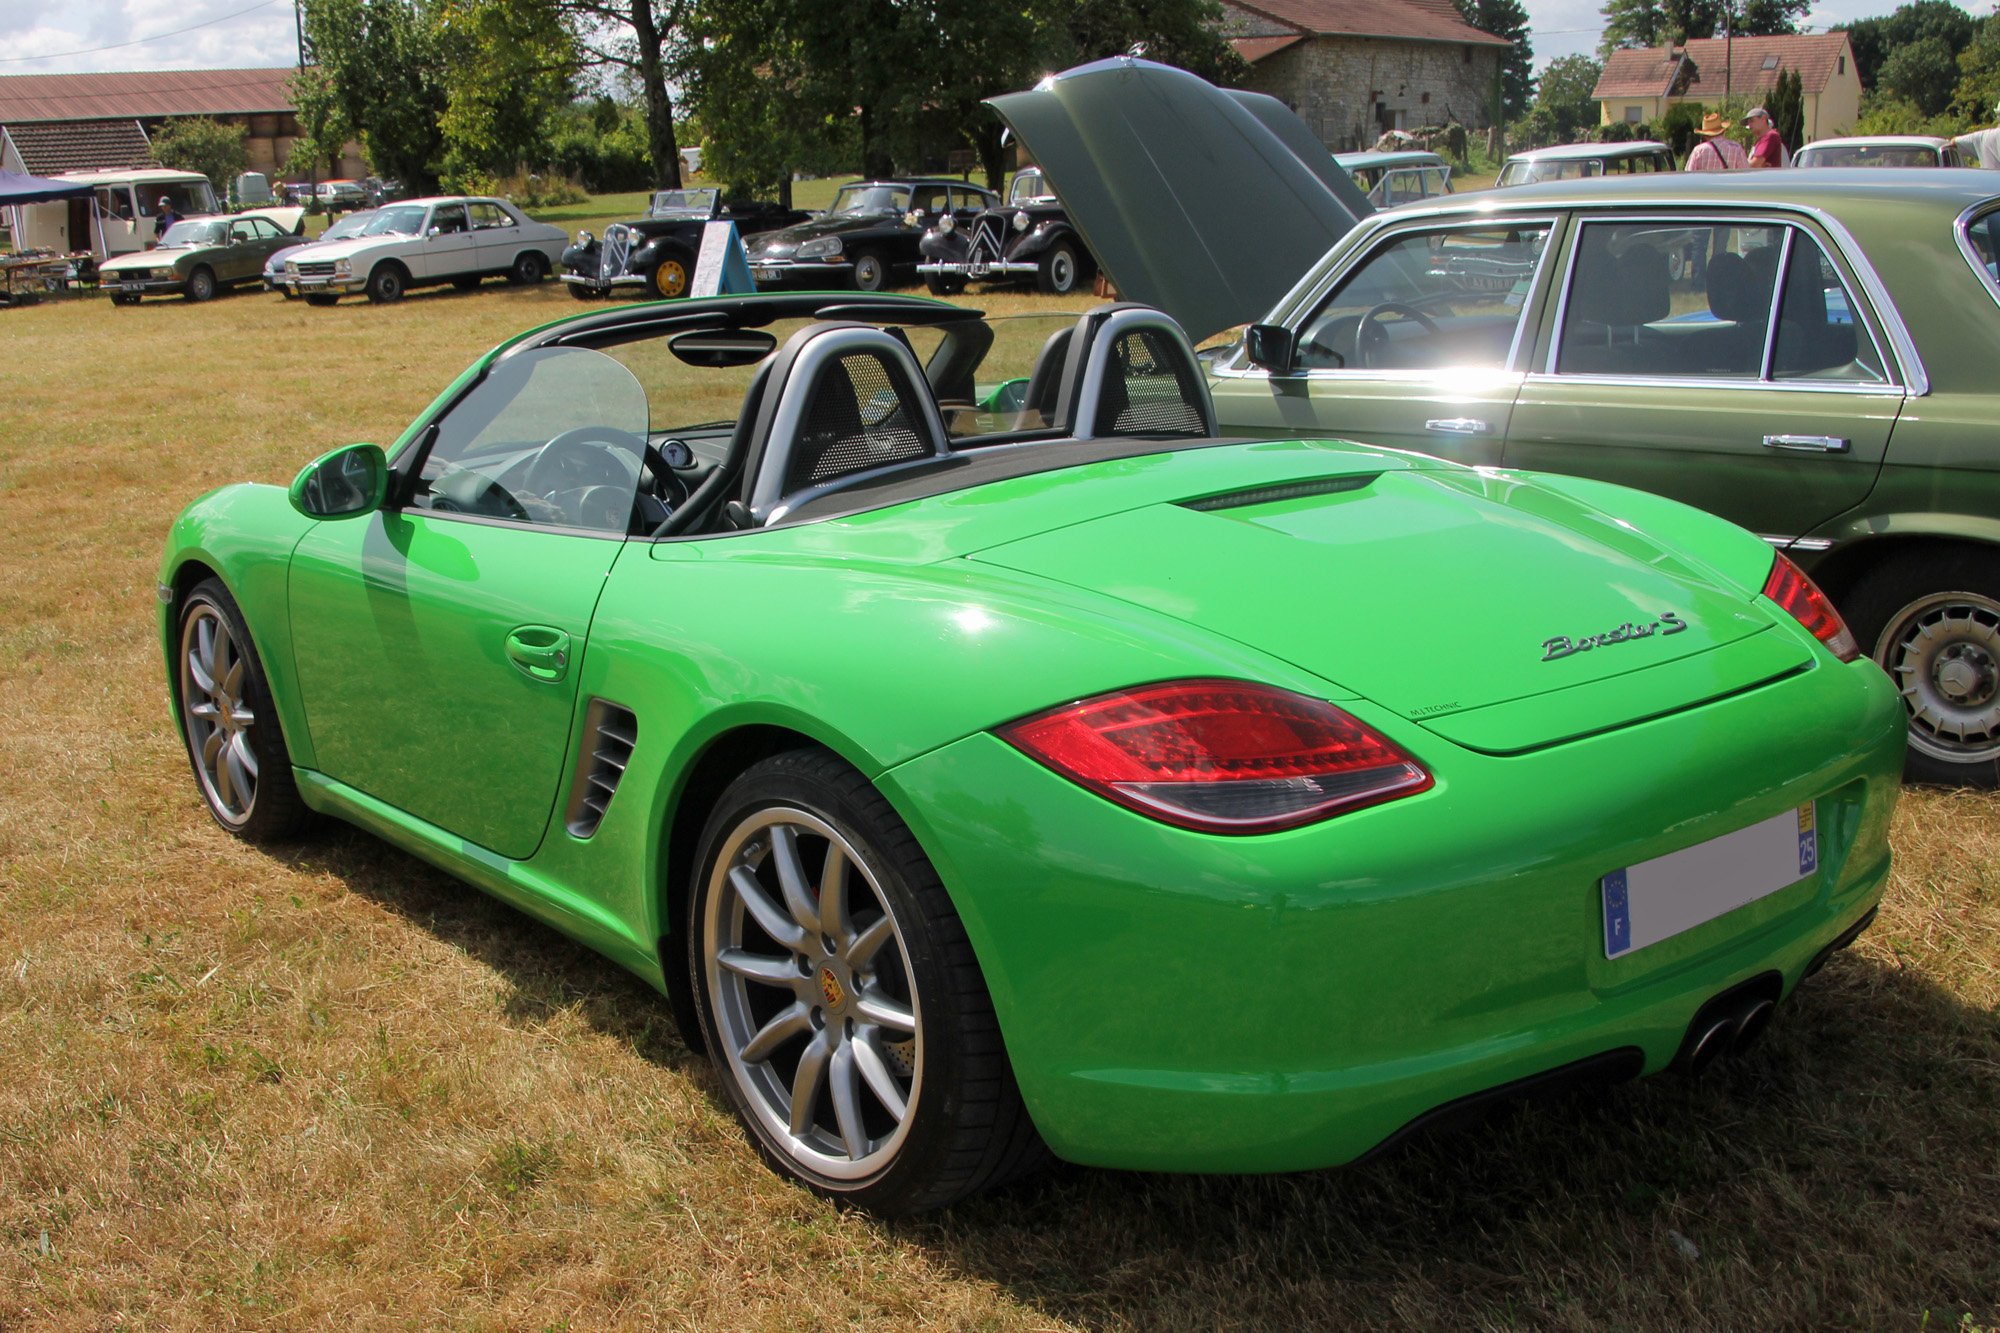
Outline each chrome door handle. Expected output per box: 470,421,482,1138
1762,434,1850,453
1425,418,1490,435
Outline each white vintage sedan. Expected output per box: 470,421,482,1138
280,196,568,304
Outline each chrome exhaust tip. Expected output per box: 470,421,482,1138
1730,997,1777,1054
1678,1016,1739,1077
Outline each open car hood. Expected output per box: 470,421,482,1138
986,57,1372,341
968,463,1807,754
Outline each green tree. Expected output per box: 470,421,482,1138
1455,0,1534,119
1537,53,1603,137
149,117,250,192
1601,0,1807,54
1765,65,1804,148
433,0,578,188
285,66,353,180
1836,1,1975,90
1599,0,1668,54
301,0,450,192
1879,33,1961,114
554,1,691,190
1954,11,2000,120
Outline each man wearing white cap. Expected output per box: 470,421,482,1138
1744,108,1787,168
1953,104,2000,168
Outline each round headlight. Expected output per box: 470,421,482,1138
333,258,351,276
576,229,594,247
1013,210,1030,232
938,213,955,233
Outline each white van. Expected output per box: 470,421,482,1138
8,169,219,259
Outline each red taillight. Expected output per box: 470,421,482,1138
998,679,1433,834
1763,552,1859,662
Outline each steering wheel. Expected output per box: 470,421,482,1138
1355,302,1442,370
521,426,647,498
430,467,530,521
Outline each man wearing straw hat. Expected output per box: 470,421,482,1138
1685,111,1749,170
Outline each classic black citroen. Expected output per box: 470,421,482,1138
743,179,998,292
916,167,1096,296
562,188,809,301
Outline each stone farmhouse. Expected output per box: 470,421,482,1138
1219,0,1514,150
1591,33,1864,142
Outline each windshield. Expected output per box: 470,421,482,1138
1796,144,1939,167
1009,172,1056,205
830,185,911,217
322,211,376,241
362,205,428,236
1497,157,1604,187
649,188,719,217
133,181,218,217
158,220,229,247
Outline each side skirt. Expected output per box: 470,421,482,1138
295,767,667,990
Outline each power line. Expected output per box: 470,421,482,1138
0,0,285,66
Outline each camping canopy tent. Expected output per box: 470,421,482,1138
0,171,94,204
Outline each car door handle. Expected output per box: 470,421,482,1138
1763,434,1850,453
1425,418,1490,435
505,626,570,682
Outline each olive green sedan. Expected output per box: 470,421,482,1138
101,213,302,303
993,59,2000,786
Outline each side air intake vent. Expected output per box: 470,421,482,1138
565,699,638,839
1178,474,1379,513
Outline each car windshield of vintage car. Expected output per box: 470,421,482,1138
321,212,375,242
412,347,651,533
830,185,912,216
1553,221,1888,383
597,311,1085,440
1009,172,1058,206
159,220,229,247
1497,158,1603,186
1796,144,1937,166
1293,224,1552,371
650,188,719,217
362,205,429,237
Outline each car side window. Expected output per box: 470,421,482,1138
470,202,509,230
408,347,652,534
432,205,469,235
909,186,948,215
1554,221,1887,384
1293,223,1552,372
230,222,256,242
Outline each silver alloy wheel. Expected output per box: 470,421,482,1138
1875,589,2000,764
703,807,920,1181
1048,248,1076,292
179,603,259,826
852,254,885,291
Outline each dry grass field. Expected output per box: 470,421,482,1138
0,243,1996,1331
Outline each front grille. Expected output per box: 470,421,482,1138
564,700,638,838
295,261,335,276
966,218,1007,266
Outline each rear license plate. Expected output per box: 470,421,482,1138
751,266,780,282
1602,804,1817,958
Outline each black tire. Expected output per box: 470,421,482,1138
1035,242,1082,296
688,747,1044,1213
849,250,890,293
924,272,966,297
364,262,407,304
1844,547,2000,787
509,250,549,286
185,267,216,302
566,282,599,301
648,251,691,299
453,274,483,290
174,579,311,843
305,293,340,306
111,292,140,306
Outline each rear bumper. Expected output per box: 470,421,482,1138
880,655,1903,1172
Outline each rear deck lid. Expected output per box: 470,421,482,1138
969,467,1808,751
986,58,1371,341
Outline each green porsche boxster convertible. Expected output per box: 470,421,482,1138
159,292,1904,1212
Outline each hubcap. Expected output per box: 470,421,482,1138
179,604,259,824
855,258,882,290
704,808,919,1180
1878,591,2000,763
656,261,686,297
1051,251,1075,291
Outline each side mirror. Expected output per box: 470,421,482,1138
1244,323,1297,375
426,225,441,238
289,443,388,520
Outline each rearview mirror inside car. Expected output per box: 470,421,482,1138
1245,323,1296,375
289,443,389,520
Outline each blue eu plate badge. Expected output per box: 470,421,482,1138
1602,803,1819,959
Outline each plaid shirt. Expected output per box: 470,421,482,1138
1686,136,1750,170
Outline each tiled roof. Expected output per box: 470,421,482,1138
1223,0,1515,46
1233,33,1310,61
0,67,298,123
1,120,155,175
1594,33,1853,101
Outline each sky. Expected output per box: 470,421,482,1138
1,0,1996,81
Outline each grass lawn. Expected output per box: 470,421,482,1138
0,244,1996,1330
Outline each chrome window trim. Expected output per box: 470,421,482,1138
1543,210,1911,393
1521,371,1903,397
1954,199,2000,312
1757,229,1795,382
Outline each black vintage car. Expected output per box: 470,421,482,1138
561,188,809,301
741,179,999,292
916,168,1096,296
